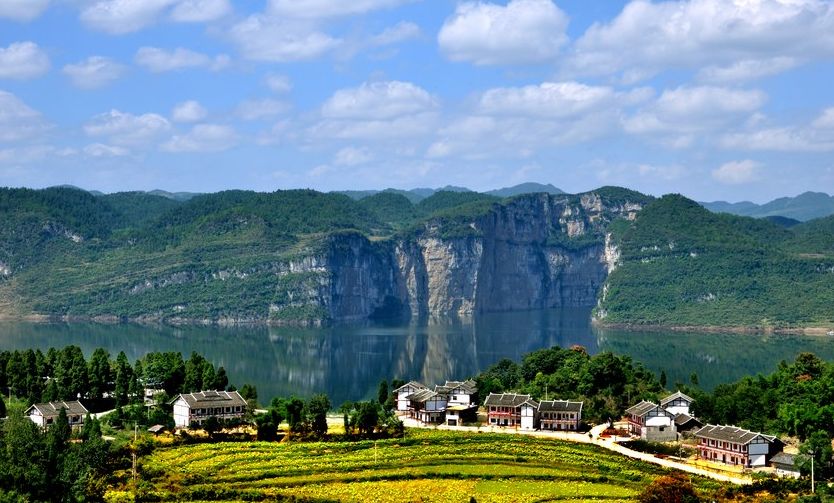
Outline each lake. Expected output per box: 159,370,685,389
2,308,833,405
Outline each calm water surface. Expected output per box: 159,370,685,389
2,308,833,404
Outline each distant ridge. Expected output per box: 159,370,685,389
337,182,563,203
701,191,834,222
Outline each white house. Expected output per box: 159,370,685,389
625,401,677,442
406,389,447,424
660,391,695,416
538,400,583,431
170,390,247,428
484,393,534,428
771,452,802,478
520,398,539,430
26,401,88,429
394,381,427,413
437,380,478,426
695,424,780,467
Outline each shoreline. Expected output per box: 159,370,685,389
593,318,834,336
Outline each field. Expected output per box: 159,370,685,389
113,430,722,502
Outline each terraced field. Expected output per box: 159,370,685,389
116,431,722,502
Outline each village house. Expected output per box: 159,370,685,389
625,401,677,441
406,389,448,424
660,391,695,416
170,390,247,428
26,400,88,429
695,424,781,467
538,400,583,431
394,381,427,413
438,380,478,426
770,452,803,478
674,413,703,435
484,393,538,429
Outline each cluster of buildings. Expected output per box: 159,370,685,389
625,391,788,470
483,393,583,431
395,380,479,426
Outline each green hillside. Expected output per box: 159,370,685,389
601,195,834,328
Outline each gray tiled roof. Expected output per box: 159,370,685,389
538,400,583,413
27,400,88,418
695,424,777,445
444,380,477,394
484,393,533,407
407,389,439,402
625,400,660,417
660,391,695,407
395,381,427,392
674,413,702,427
171,390,247,409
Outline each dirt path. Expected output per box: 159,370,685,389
403,418,751,485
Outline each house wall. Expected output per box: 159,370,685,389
664,400,691,416
173,401,191,428
521,405,536,430
749,442,769,467
643,425,677,442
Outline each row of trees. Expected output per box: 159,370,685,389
474,345,663,422
0,346,234,408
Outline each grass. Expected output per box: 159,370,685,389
119,430,723,502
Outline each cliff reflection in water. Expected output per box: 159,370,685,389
2,309,833,405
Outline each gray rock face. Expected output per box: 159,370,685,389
303,193,642,323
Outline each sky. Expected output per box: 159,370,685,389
1,0,834,202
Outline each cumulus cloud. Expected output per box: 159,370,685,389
84,109,171,147
161,124,238,152
566,0,834,82
371,21,421,46
712,160,761,184
438,0,568,65
267,0,416,18
229,15,340,62
333,146,374,166
0,42,50,80
62,56,125,89
0,91,50,142
697,57,798,84
264,74,292,94
311,81,439,140
478,82,615,118
169,0,231,22
171,100,207,123
0,0,50,21
83,143,130,157
812,107,834,129
236,99,289,121
135,47,228,72
624,86,766,137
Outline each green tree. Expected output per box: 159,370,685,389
307,394,331,437
240,384,258,401
377,380,389,407
113,351,133,406
184,352,206,392
285,397,305,432
213,366,229,390
356,401,380,435
1,404,48,500
203,416,221,438
87,348,111,399
799,430,833,477
660,370,667,389
0,395,5,418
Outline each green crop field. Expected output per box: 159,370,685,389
112,430,722,502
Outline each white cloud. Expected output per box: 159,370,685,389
712,160,761,184
697,57,798,84
478,82,615,118
62,56,125,89
371,21,421,46
722,127,834,152
264,74,292,93
322,81,437,120
84,109,171,147
0,90,50,142
161,124,238,152
267,0,415,18
567,0,834,81
812,107,834,129
80,0,177,34
84,143,130,157
171,100,207,123
438,0,568,65
0,41,50,80
0,0,50,21
624,86,766,136
229,15,340,62
236,99,289,121
135,47,228,72
333,146,374,166
169,0,231,22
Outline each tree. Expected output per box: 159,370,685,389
689,372,699,387
638,474,700,503
113,351,133,407
240,384,258,401
357,401,380,435
214,366,229,390
203,416,221,438
0,395,5,418
184,352,206,392
285,397,305,432
307,394,331,437
87,348,111,399
377,380,389,407
660,370,668,389
799,430,833,478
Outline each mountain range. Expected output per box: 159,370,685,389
1,184,833,330
700,191,834,222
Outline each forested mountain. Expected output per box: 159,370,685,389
1,185,834,329
702,191,834,221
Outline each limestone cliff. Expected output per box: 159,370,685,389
294,191,644,324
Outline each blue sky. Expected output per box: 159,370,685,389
1,0,834,202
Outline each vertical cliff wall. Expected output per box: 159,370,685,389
318,192,643,323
